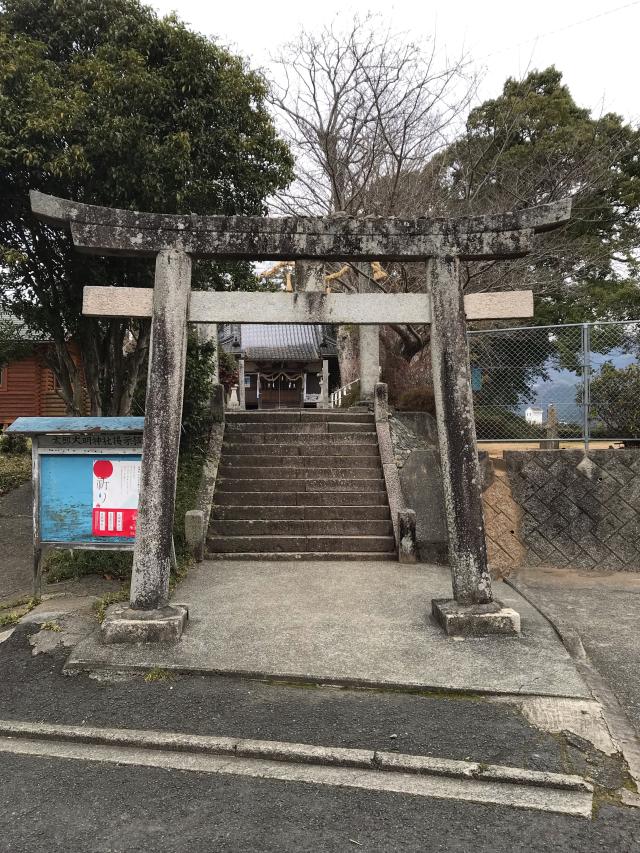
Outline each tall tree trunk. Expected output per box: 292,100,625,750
116,322,150,415
46,339,85,415
336,324,359,386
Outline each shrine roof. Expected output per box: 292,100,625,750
219,324,337,361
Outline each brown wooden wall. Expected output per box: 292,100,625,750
0,343,87,428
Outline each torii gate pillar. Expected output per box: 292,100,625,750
427,257,519,635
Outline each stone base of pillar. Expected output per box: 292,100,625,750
100,604,188,644
431,599,520,637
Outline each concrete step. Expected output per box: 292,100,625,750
210,505,392,521
221,455,383,469
208,519,394,537
205,551,396,562
226,422,375,435
223,434,379,447
216,478,386,493
215,491,390,507
226,411,374,424
223,440,380,454
218,467,383,480
206,535,396,554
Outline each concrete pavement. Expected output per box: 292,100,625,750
0,482,32,602
67,560,589,698
508,567,640,740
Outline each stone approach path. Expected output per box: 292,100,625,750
66,560,589,699
208,410,396,560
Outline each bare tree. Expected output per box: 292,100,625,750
268,15,476,217
270,28,640,403
268,15,475,387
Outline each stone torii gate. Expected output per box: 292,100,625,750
30,191,570,640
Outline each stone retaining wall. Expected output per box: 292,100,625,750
490,450,640,572
389,414,640,573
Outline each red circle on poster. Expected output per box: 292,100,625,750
93,460,114,479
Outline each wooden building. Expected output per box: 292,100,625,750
0,316,86,428
218,324,339,410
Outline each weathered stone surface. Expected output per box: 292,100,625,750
31,191,571,261
83,286,536,325
398,509,418,564
129,248,191,610
100,604,188,644
355,263,380,400
397,449,448,564
237,358,246,410
428,257,493,606
185,510,205,562
391,411,438,449
431,598,520,637
374,380,389,423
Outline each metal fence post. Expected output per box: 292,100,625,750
582,323,591,454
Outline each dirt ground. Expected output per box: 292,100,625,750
479,440,623,460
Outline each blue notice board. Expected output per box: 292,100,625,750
40,453,142,544
6,416,144,595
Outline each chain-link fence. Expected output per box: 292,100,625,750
467,320,640,447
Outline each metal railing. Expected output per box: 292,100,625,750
467,320,640,449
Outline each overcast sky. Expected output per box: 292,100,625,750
150,0,638,123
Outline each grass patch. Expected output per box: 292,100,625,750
42,445,207,587
45,549,133,585
93,589,129,623
0,452,31,497
0,594,33,612
144,666,173,683
40,620,62,632
0,596,40,629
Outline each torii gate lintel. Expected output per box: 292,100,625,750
30,191,571,640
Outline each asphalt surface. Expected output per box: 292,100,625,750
2,752,640,853
511,569,640,738
0,625,565,771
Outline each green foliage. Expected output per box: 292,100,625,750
474,409,546,441
0,432,28,453
588,362,640,439
0,316,34,364
441,67,640,322
44,548,133,584
395,387,436,414
144,666,173,682
0,447,30,494
0,595,39,627
218,348,239,394
92,588,128,623
172,447,205,558
180,332,216,449
0,0,293,414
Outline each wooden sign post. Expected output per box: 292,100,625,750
31,191,570,640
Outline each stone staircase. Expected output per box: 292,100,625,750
207,410,396,560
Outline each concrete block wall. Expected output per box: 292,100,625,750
492,450,640,572
389,413,640,573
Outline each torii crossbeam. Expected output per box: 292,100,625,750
31,191,571,640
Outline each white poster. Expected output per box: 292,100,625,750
92,458,141,538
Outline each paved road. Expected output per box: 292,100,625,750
511,568,640,738
0,482,32,602
1,619,639,850
1,751,639,853
0,625,565,771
